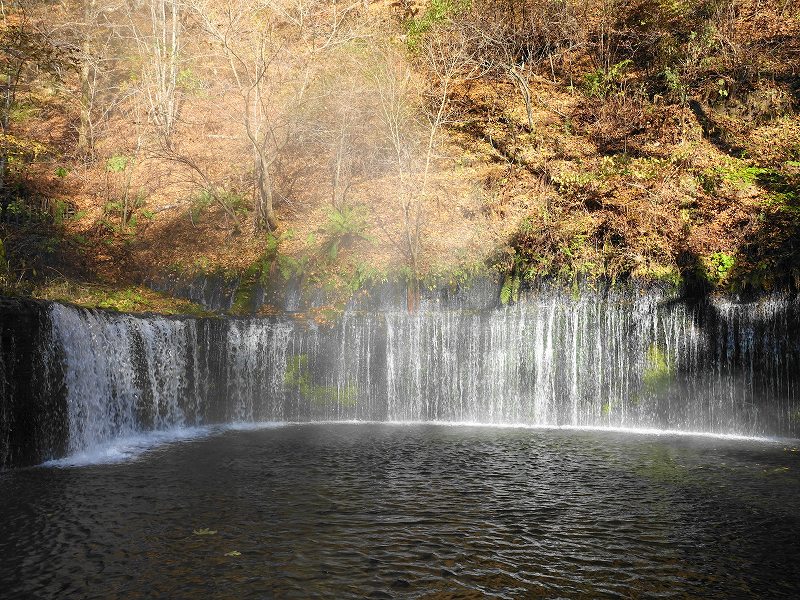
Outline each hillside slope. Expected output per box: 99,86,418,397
0,0,798,311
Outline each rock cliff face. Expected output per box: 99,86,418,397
0,297,67,469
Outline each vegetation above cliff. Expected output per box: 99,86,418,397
0,0,798,308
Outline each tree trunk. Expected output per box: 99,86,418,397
1,67,13,204
77,0,96,155
0,153,8,216
509,66,534,132
254,152,276,231
403,198,421,312
77,60,91,153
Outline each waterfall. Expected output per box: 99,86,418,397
2,287,799,467
49,305,196,454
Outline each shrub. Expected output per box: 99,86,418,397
404,0,468,52
321,204,372,261
584,60,633,98
500,273,521,305
189,189,247,224
708,251,735,282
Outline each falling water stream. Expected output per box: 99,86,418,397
26,289,799,463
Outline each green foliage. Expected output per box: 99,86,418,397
284,354,309,387
52,200,68,226
645,264,682,288
500,273,520,305
643,344,674,395
757,168,800,211
560,231,589,260
421,258,490,290
707,251,735,283
9,101,40,123
663,66,688,105
96,288,149,312
500,278,511,305
189,190,215,223
716,163,771,189
230,284,255,315
101,191,147,234
1,132,49,169
34,281,213,316
54,166,69,178
2,198,35,222
176,68,205,95
552,170,598,199
321,204,372,262
50,199,88,226
232,230,309,314
584,60,632,98
105,155,130,173
348,260,384,293
189,189,248,224
264,229,294,266
263,230,308,281
220,191,248,215
42,236,59,254
405,0,469,52
697,162,777,194
284,354,357,407
715,78,729,99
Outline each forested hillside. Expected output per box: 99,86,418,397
1,0,798,310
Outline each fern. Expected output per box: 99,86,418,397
511,275,520,303
500,276,513,305
321,204,371,262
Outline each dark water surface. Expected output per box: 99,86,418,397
2,424,800,599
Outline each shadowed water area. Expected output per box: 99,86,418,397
2,424,799,599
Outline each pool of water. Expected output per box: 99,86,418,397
2,424,800,598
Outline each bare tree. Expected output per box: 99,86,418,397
129,0,182,143
367,47,420,284
76,0,97,153
188,0,351,231
367,28,479,308
316,48,376,210
71,0,129,156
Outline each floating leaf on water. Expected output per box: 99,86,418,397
763,467,790,475
193,528,217,536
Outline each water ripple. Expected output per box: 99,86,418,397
2,424,799,598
